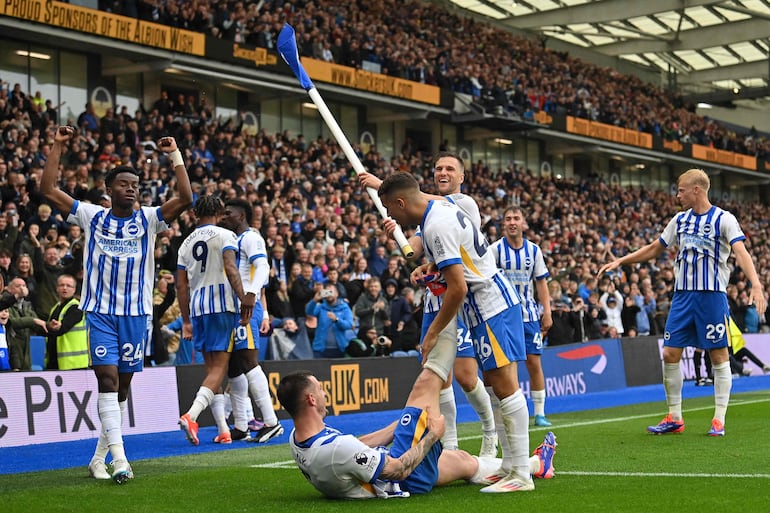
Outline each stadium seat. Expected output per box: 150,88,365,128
30,336,46,371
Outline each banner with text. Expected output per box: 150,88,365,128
0,367,180,448
299,57,441,105
516,339,627,398
0,1,205,56
566,116,653,149
176,357,422,427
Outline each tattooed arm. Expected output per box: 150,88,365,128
378,407,445,482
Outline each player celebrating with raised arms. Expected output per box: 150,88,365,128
41,126,193,484
379,172,534,493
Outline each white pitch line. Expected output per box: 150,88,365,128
457,396,770,442
252,461,295,469
251,397,770,470
559,471,770,479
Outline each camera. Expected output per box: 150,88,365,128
376,336,391,346
320,288,334,299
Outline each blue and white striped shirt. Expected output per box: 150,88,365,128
236,229,269,301
178,224,239,317
660,205,745,293
490,237,549,323
68,201,169,316
419,193,482,315
421,200,519,327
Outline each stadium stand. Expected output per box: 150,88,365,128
0,1,768,368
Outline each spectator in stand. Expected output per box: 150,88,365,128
289,262,316,320
379,255,410,290
367,243,388,278
0,308,9,371
0,249,12,285
584,298,606,340
547,300,579,346
32,241,81,318
77,103,99,132
345,324,387,358
306,281,355,358
324,268,348,304
387,285,421,357
600,286,624,336
151,270,180,366
192,139,214,172
0,212,19,255
11,253,36,298
620,295,640,336
25,203,62,238
353,277,390,336
2,277,48,370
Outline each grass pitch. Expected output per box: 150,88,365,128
3,391,768,513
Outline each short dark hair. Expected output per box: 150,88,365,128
378,172,418,198
503,206,526,218
224,198,253,226
193,194,224,218
432,151,465,173
276,370,314,418
105,165,140,187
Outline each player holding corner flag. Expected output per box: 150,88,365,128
41,126,193,484
378,172,536,493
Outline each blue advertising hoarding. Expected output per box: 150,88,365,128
517,339,627,399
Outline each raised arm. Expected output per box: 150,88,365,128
158,136,193,223
40,126,76,215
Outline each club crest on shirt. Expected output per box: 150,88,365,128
125,221,141,237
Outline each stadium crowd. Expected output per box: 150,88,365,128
0,75,769,371
3,0,770,368
97,0,770,159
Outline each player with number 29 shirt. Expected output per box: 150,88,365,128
599,168,766,437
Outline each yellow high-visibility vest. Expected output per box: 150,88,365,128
50,297,88,370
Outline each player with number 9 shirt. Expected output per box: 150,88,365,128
177,195,254,446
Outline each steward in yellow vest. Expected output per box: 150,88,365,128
47,296,88,370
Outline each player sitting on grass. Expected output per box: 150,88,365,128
277,370,557,499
